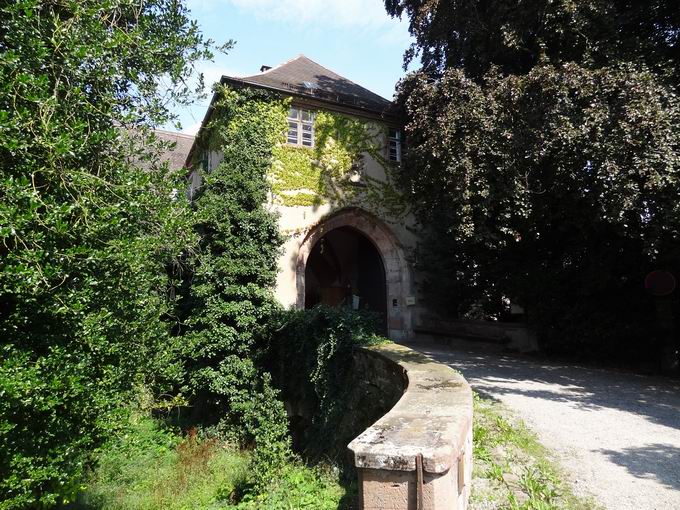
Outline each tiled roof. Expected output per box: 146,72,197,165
152,129,195,171
232,55,393,115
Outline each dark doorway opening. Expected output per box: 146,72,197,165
305,226,387,332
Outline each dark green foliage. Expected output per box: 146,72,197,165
178,85,291,485
389,1,680,363
386,0,679,83
0,1,213,507
270,306,386,462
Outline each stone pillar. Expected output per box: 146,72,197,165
348,344,473,510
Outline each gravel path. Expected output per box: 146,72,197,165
407,338,680,510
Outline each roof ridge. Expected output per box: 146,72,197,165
242,54,305,79
153,128,195,139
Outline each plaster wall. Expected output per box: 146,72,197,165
269,118,424,341
193,100,429,341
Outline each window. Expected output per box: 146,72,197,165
388,128,401,162
200,150,210,172
287,107,314,147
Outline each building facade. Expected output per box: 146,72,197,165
186,55,424,341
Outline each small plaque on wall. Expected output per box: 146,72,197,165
405,296,416,306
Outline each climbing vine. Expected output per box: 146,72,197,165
269,306,389,463
269,111,409,218
196,85,409,219
183,84,292,487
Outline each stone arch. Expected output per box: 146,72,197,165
296,207,413,341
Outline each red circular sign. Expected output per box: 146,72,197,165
644,270,676,296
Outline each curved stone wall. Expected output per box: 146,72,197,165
348,343,473,510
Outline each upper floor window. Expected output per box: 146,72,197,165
200,150,210,172
287,107,314,147
388,128,401,162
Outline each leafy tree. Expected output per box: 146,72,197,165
386,0,679,82
386,1,680,362
0,1,214,506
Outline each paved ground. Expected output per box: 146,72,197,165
407,337,680,510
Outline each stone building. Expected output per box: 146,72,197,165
186,55,423,341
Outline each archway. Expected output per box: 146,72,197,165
305,227,388,332
296,208,413,341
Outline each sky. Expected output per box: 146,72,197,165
168,0,415,134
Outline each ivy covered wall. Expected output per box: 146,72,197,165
192,83,421,339
195,85,409,220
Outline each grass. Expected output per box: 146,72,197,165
471,393,601,510
66,413,349,510
233,464,348,509
68,390,602,510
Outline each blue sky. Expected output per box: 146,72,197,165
169,0,414,134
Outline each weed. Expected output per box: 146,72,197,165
66,412,348,510
486,463,504,482
233,463,347,510
471,393,599,510
518,468,559,504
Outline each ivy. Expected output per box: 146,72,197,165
270,111,409,218
182,83,414,484
181,85,292,488
196,86,409,218
269,306,388,463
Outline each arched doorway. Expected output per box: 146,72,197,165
296,208,414,341
305,227,387,332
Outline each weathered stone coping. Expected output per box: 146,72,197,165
348,342,473,475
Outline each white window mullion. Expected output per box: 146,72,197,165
287,107,314,147
388,128,401,162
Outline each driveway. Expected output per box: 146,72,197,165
407,338,680,510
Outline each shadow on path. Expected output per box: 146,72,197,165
407,338,680,434
406,337,680,507
596,443,680,491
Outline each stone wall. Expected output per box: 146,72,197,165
418,315,539,352
273,337,406,464
348,343,473,510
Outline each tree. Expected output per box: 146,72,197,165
178,85,291,485
0,1,213,506
386,0,679,83
387,1,680,363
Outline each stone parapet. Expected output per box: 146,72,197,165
348,343,473,510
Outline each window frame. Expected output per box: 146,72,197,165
387,127,402,163
287,107,315,148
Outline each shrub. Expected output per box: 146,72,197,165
270,306,387,461
0,1,212,506
176,85,292,486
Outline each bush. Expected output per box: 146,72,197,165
175,85,292,487
233,463,347,510
270,306,387,461
0,1,212,506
